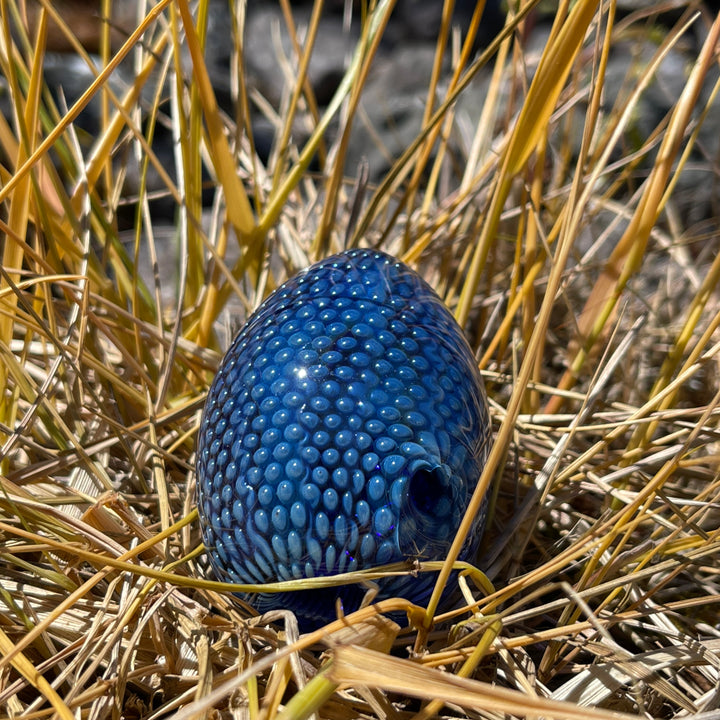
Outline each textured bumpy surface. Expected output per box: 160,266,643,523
196,249,491,627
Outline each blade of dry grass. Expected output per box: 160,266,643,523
312,0,395,257
399,0,486,242
0,3,46,435
176,0,255,239
546,9,720,413
0,624,75,720
327,645,641,720
272,0,326,192
455,0,600,328
0,514,487,599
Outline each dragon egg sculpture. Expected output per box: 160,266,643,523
196,249,491,627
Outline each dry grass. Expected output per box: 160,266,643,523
0,0,719,718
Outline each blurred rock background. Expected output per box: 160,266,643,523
5,0,719,231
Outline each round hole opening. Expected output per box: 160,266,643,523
407,466,447,517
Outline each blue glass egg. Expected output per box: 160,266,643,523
196,249,491,627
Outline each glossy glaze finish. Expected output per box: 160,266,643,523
196,249,490,626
